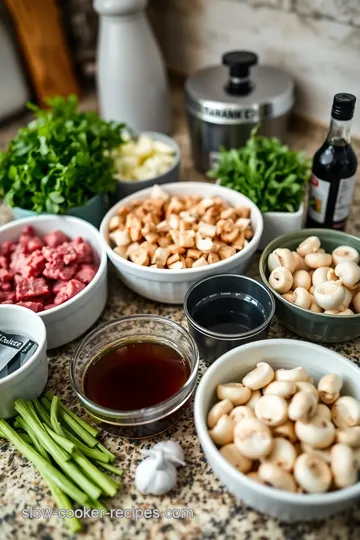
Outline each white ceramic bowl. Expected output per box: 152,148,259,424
0,216,107,349
194,339,360,522
0,305,48,418
100,182,263,304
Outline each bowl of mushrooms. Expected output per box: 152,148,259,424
100,182,263,303
259,229,360,343
194,338,360,522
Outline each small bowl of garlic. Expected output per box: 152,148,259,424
111,131,180,201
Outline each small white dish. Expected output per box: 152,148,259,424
0,305,48,419
194,338,360,522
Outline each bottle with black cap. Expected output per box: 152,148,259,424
307,93,357,230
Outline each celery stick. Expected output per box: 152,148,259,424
87,498,107,512
45,392,99,437
44,424,75,454
96,461,124,477
72,450,118,497
50,396,65,437
64,429,110,463
41,397,98,448
32,400,52,429
0,420,88,505
96,442,116,463
15,417,49,462
43,474,82,533
18,433,33,445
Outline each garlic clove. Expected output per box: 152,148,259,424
135,451,178,495
151,441,185,467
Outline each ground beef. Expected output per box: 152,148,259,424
43,230,70,248
53,279,85,305
16,301,44,313
16,277,49,301
74,264,97,284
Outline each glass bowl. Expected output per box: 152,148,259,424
70,314,199,438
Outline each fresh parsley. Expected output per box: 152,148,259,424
208,127,311,213
0,95,126,214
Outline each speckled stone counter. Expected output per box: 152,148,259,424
1,84,360,540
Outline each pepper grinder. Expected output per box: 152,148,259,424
94,0,171,133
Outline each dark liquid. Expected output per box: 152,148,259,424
307,142,357,230
83,341,190,411
192,293,266,334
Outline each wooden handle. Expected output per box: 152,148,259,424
4,0,80,104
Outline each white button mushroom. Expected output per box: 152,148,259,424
282,292,295,303
336,426,360,448
312,266,337,288
332,396,360,429
295,381,319,400
353,291,360,313
297,236,321,257
293,453,332,493
272,419,297,443
300,443,332,463
219,443,252,473
208,414,235,446
318,374,343,405
309,301,323,313
342,287,353,309
234,417,273,459
245,389,262,410
332,246,360,266
242,362,274,390
288,391,318,422
312,404,332,422
267,251,282,273
314,281,346,310
293,287,312,310
331,443,357,488
258,463,297,492
275,367,308,383
255,395,288,427
263,381,297,399
335,261,360,289
292,270,312,291
230,405,255,424
295,416,335,449
261,437,297,472
269,267,293,294
336,308,354,315
207,399,233,428
216,383,251,406
305,252,332,269
292,251,308,271
272,248,298,273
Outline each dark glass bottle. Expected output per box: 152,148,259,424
306,93,357,231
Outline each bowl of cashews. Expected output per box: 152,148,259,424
194,339,360,522
259,228,360,343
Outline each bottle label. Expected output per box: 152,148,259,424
333,175,356,222
308,174,330,224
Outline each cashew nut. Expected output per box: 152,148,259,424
335,261,360,289
312,404,332,422
331,443,357,488
272,419,297,443
336,426,360,448
207,399,233,428
314,281,346,310
297,236,321,257
208,414,235,446
230,405,255,424
258,463,296,492
305,252,332,269
219,443,252,473
245,390,262,410
332,246,360,266
294,453,332,493
255,395,288,427
216,383,251,406
300,443,331,463
234,417,273,459
318,374,343,405
275,367,308,383
247,471,264,483
288,391,318,422
295,417,335,449
293,270,312,291
332,396,360,429
295,381,319,400
353,291,360,313
312,267,337,288
269,267,293,294
263,381,297,399
293,287,312,310
242,362,274,390
272,248,298,273
261,437,297,472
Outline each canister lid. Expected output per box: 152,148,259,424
185,51,294,124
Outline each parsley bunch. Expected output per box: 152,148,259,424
0,95,126,214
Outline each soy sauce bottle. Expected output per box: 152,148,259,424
306,93,357,231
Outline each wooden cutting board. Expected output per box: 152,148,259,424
4,0,80,104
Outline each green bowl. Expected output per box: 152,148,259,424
259,228,360,343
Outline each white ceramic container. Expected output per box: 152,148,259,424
0,216,108,349
194,339,360,522
259,202,305,250
0,305,48,418
100,182,263,304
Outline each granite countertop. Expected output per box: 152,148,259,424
1,85,360,540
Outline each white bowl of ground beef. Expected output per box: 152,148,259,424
0,216,107,349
